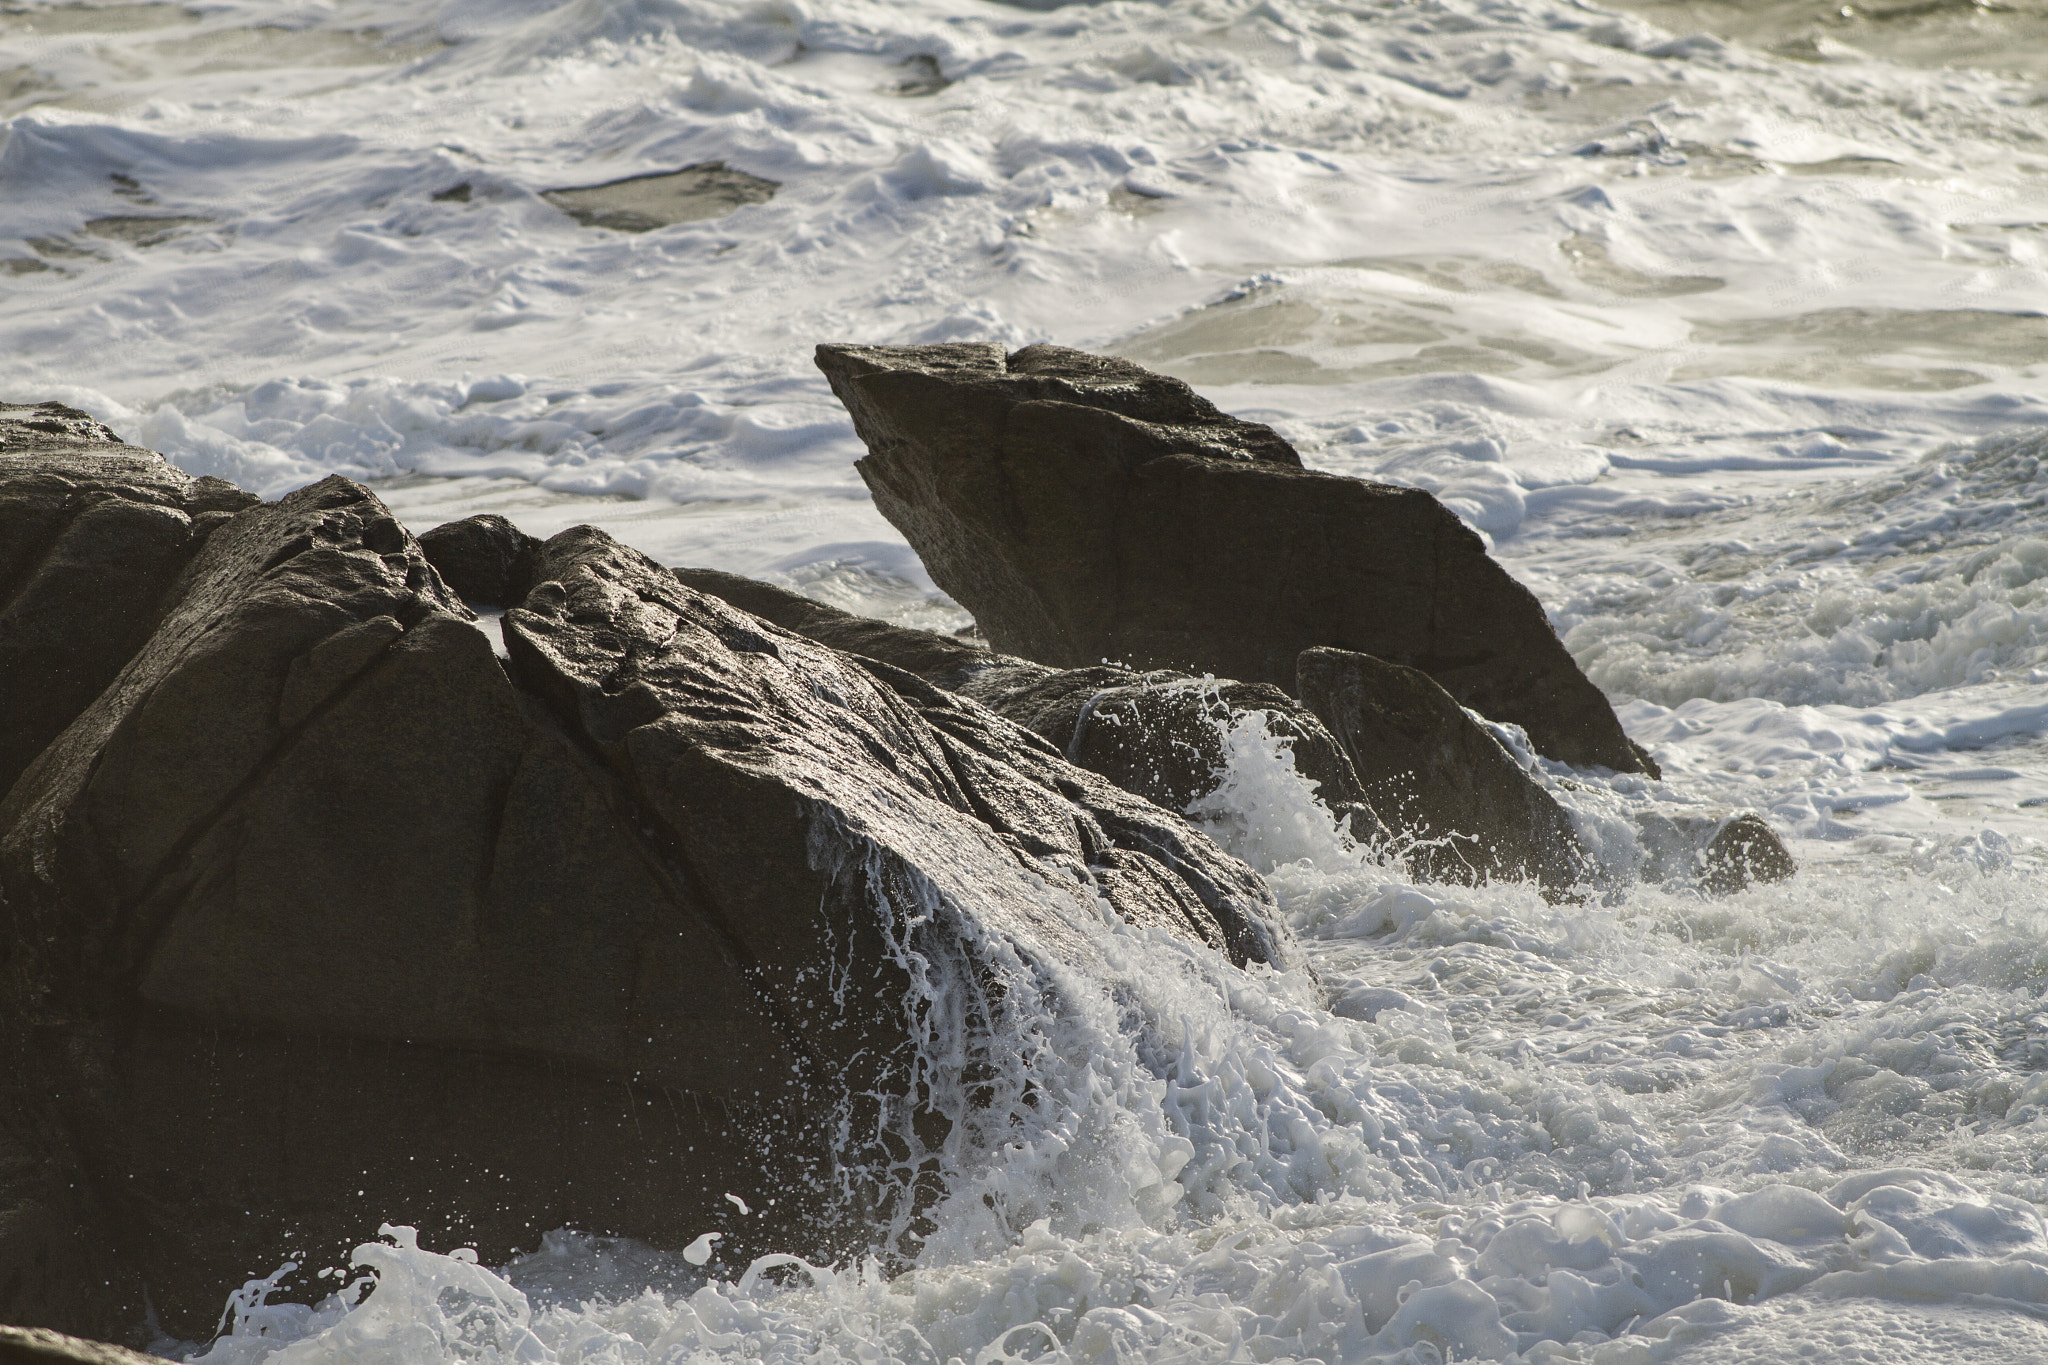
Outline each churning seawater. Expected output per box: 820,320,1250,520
4,0,2048,1359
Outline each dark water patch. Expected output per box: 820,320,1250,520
542,163,778,233
1335,254,1565,298
1108,185,1172,216
0,63,54,106
1114,286,1619,386
1780,155,1910,176
26,236,99,260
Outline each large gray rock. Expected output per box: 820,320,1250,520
814,343,1655,777
1,472,1279,1342
0,402,257,799
671,566,1379,832
1297,647,1589,894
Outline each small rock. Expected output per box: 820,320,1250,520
418,512,542,605
1703,813,1797,893
1297,647,1588,893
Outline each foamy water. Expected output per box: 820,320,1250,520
6,0,2048,1359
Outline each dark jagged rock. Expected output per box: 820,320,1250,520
3,473,1279,1342
417,512,542,606
671,566,1378,830
0,402,258,799
1297,647,1589,893
814,343,1656,777
4,475,793,1339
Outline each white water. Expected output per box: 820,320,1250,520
7,0,2048,1359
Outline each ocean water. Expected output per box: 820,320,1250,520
6,0,2048,1361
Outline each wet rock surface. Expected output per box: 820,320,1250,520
1297,647,1590,893
0,402,257,799
814,342,1654,776
0,454,1279,1342
673,566,1378,830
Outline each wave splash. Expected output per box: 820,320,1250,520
175,709,2048,1365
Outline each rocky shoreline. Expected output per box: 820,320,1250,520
0,349,1789,1353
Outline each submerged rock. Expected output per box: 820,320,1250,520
815,342,1655,776
542,163,777,233
1705,813,1797,892
1297,647,1589,893
0,458,1278,1342
672,566,1378,831
1634,811,1797,894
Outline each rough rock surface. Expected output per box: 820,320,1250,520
672,565,995,689
0,402,258,798
672,566,1377,829
522,531,1282,972
1,471,1279,1342
815,343,1655,776
1297,647,1589,892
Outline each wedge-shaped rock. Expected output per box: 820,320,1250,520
2,477,1279,1342
671,565,1378,831
816,342,1654,776
0,402,257,798
1297,647,1589,893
